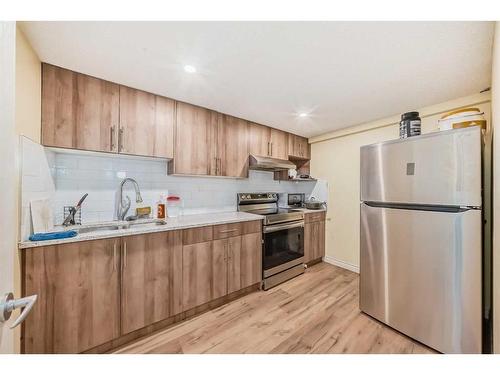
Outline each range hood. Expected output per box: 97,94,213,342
248,154,296,171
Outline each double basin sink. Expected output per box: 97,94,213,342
75,218,167,234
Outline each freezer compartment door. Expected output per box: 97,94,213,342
359,203,482,353
360,127,481,207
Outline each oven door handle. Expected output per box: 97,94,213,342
263,221,304,233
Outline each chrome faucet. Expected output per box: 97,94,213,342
117,178,143,221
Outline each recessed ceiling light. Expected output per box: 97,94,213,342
184,65,196,73
298,112,308,117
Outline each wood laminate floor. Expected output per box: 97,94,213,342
114,262,435,354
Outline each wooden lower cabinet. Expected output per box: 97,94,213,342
304,219,326,263
182,222,262,309
22,221,263,353
121,231,183,335
22,238,120,354
239,233,262,290
183,241,220,310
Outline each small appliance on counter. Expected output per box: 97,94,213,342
279,193,305,208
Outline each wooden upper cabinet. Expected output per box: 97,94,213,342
248,122,271,157
288,134,310,159
217,114,249,178
119,86,174,158
173,101,218,175
270,128,288,160
120,231,183,335
22,238,120,353
41,64,119,152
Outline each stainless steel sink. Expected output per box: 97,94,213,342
76,225,125,234
75,219,166,234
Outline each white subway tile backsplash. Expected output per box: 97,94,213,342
22,146,318,237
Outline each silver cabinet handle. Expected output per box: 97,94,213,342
267,142,270,156
118,128,124,152
113,241,117,272
123,241,127,269
219,157,222,175
214,157,218,175
110,126,115,151
219,229,238,233
271,142,273,156
0,293,37,329
223,242,227,261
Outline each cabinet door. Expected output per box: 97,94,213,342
119,86,174,158
227,236,242,294
270,128,288,159
248,122,271,157
304,222,314,263
23,238,120,353
217,114,249,178
239,232,262,290
313,220,326,260
212,238,229,299
121,231,182,335
42,64,119,152
288,134,310,159
174,102,218,175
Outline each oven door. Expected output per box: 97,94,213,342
263,221,304,277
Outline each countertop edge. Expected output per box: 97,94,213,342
19,213,264,250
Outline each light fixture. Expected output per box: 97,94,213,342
184,65,197,73
298,112,308,118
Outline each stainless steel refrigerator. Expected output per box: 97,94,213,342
359,126,486,354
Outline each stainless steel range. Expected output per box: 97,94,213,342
237,193,305,290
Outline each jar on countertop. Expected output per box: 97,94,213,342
166,196,182,217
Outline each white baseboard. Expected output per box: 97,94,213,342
323,255,359,274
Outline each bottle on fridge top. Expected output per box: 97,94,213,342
399,111,421,139
157,194,166,219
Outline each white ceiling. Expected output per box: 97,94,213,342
20,21,494,138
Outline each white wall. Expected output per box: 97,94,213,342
310,92,491,271
0,21,17,354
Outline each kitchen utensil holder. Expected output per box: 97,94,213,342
64,206,81,225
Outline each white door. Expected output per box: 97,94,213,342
0,21,18,354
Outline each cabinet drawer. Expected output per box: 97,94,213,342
182,226,213,245
241,220,262,235
213,222,242,239
305,211,326,223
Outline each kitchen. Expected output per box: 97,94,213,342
2,10,500,371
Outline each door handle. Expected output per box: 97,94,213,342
270,142,273,156
267,142,270,156
0,293,38,329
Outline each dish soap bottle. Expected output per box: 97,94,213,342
157,194,166,219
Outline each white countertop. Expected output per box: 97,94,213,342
19,211,264,249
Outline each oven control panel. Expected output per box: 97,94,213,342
237,192,278,203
